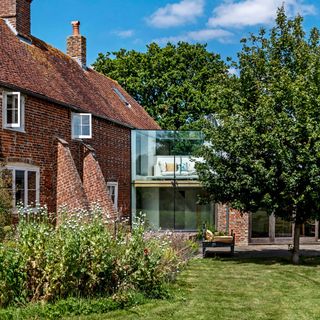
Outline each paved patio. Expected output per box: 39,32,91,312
204,244,320,258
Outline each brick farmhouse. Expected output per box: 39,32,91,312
0,0,159,221
2,1,318,246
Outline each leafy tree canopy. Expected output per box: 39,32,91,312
93,42,229,130
197,8,320,263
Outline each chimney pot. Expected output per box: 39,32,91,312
71,21,80,36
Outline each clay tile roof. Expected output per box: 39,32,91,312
0,20,160,130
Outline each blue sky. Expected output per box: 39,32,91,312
32,0,320,65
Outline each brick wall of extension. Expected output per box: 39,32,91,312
216,204,249,245
0,88,131,219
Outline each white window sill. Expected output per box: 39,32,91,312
3,127,26,133
72,136,92,140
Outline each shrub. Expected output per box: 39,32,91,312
0,206,196,308
0,167,12,242
0,243,26,307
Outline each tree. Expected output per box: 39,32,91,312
197,8,320,264
93,42,229,130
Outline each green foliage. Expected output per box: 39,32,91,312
93,42,229,130
0,243,27,307
0,207,195,309
0,166,12,241
198,8,320,226
0,293,148,320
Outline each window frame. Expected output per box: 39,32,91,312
2,91,25,131
5,164,40,209
107,181,118,210
71,113,92,139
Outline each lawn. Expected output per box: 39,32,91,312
67,256,320,320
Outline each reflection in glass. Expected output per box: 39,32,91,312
15,170,25,206
132,130,203,181
251,210,269,238
275,217,292,237
6,94,19,125
136,187,213,231
27,171,37,205
301,221,315,237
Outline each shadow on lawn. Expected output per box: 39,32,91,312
203,249,320,266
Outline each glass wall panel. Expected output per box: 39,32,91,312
132,130,210,231
135,186,213,231
132,130,203,181
182,188,213,230
275,217,292,237
251,212,316,241
159,188,175,229
301,221,315,237
251,210,269,238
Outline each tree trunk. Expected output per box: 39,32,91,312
292,222,301,265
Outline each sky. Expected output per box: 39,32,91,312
31,0,320,66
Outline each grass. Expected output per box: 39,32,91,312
65,256,320,320
2,255,320,319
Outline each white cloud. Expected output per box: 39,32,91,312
228,67,238,76
113,29,134,38
148,0,205,28
153,28,233,45
208,0,316,28
154,35,189,44
188,29,233,41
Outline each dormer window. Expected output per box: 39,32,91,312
71,113,92,139
2,91,25,131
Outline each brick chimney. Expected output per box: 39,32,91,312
67,21,87,68
0,0,32,36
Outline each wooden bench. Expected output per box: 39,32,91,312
202,225,235,257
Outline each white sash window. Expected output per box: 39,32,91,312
2,92,25,131
72,113,92,139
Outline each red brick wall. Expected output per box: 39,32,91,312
83,146,117,220
216,204,249,245
0,0,32,35
0,89,132,218
88,117,131,217
56,138,89,212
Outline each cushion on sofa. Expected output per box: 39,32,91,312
166,163,176,172
180,162,188,171
188,161,196,174
158,161,166,172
